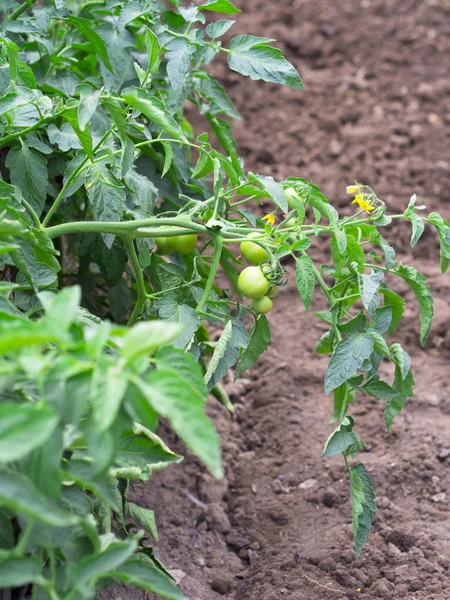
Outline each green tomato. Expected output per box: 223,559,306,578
171,233,197,254
285,187,304,209
238,266,270,299
157,236,176,254
252,296,273,314
240,232,269,265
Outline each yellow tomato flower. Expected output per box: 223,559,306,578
346,184,361,194
351,194,375,214
351,193,365,209
262,214,276,226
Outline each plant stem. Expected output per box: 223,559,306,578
124,236,147,327
21,199,42,229
6,0,30,22
0,110,67,150
42,126,115,227
196,235,223,313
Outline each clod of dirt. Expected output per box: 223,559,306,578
198,473,229,504
437,448,450,461
385,531,417,552
298,478,317,489
205,503,232,534
210,573,234,595
322,488,338,507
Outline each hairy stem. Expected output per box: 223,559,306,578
196,235,223,313
124,236,147,327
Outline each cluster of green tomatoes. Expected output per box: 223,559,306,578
238,234,273,314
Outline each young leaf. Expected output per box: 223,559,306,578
205,319,248,390
395,264,433,346
6,144,48,217
295,255,315,310
67,16,113,71
143,28,161,75
248,173,288,212
325,334,374,395
322,417,363,457
161,141,174,177
427,212,450,273
86,179,126,248
362,377,399,400
228,35,303,89
122,88,186,141
127,502,158,541
206,19,235,38
379,288,404,334
349,463,377,558
385,368,414,430
357,270,384,312
199,0,241,14
235,315,270,380
389,343,411,380
78,89,101,131
369,305,392,334
165,38,196,90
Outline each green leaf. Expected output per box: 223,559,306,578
72,538,138,591
379,288,405,334
166,38,196,90
332,383,354,422
248,172,288,212
358,270,383,312
349,463,377,558
121,321,184,363
369,305,392,334
385,368,414,430
68,16,113,71
235,315,270,379
345,233,366,272
205,319,248,390
0,402,59,462
47,122,83,152
428,212,450,273
127,502,158,541
144,28,161,74
91,362,128,431
6,144,48,217
78,89,101,131
123,88,185,141
114,423,182,477
295,255,315,310
199,76,241,119
407,212,425,247
389,342,411,380
206,19,235,38
158,141,173,178
362,377,399,400
0,469,77,526
137,369,222,478
156,346,208,402
322,416,363,457
325,334,374,395
115,556,184,600
228,35,303,89
315,330,333,355
156,297,200,348
0,558,44,587
199,0,241,13
86,179,126,248
395,264,433,346
65,108,94,158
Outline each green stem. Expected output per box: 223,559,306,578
196,235,223,313
14,519,34,556
344,454,351,473
45,217,208,239
6,0,30,22
0,110,67,150
21,199,42,229
124,236,147,327
42,126,115,227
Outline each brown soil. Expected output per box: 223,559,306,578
127,1,450,599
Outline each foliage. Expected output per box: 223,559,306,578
0,0,448,595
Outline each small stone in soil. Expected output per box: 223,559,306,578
298,478,317,489
437,448,450,461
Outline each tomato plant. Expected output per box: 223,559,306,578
0,0,449,597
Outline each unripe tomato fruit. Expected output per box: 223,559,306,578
285,187,304,209
240,232,268,265
252,296,273,314
171,233,197,254
238,266,270,299
157,236,175,254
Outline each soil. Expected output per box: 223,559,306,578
124,1,450,599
